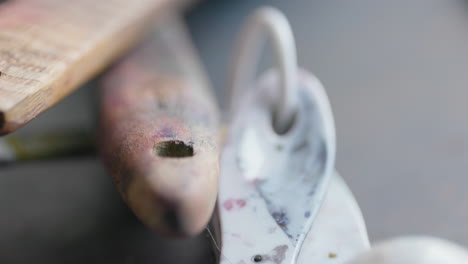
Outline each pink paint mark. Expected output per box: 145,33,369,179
223,198,247,211
223,199,233,211
156,126,176,138
236,199,246,208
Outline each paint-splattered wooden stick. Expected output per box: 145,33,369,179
98,15,220,238
0,0,191,135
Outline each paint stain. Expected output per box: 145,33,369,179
304,211,311,218
257,245,288,264
328,252,337,258
156,126,177,138
223,198,247,211
223,199,233,210
236,199,246,208
307,189,316,196
272,210,289,229
271,245,288,263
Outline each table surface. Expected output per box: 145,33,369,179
1,0,468,262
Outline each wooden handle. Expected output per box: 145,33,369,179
98,16,220,237
0,0,189,135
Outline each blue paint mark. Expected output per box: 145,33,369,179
157,127,176,138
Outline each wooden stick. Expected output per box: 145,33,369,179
0,0,190,135
98,15,220,237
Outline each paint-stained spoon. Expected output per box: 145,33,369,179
98,15,220,238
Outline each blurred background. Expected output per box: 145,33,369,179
1,0,468,262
